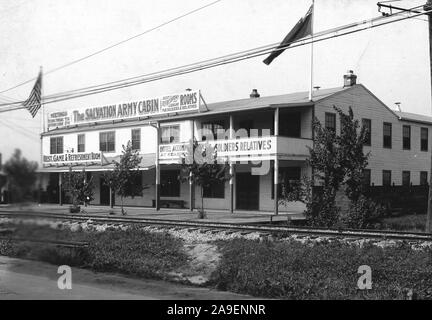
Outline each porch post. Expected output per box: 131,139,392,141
274,107,279,215
190,120,194,211
274,159,279,215
109,186,113,208
189,171,194,211
58,172,63,206
229,114,235,213
155,122,161,211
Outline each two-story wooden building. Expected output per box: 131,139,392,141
38,71,432,214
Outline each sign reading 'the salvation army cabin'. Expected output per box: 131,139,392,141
47,90,200,129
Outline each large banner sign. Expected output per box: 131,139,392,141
43,152,102,166
159,137,276,161
213,137,275,157
159,144,188,160
47,90,200,129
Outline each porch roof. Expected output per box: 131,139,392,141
394,111,432,125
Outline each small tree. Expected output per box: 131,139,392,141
179,140,230,217
62,167,95,212
103,141,144,215
335,106,369,201
305,110,344,227
4,149,38,203
280,106,371,228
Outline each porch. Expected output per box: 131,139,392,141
0,203,305,224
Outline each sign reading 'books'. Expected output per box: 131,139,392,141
47,90,200,129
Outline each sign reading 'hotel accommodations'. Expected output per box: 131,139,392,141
47,90,200,129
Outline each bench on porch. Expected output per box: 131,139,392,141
152,199,186,209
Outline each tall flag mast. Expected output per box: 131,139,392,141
309,0,315,101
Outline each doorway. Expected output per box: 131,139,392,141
100,176,113,206
236,172,259,210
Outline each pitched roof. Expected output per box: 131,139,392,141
203,86,348,113
394,111,432,125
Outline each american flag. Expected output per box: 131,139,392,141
23,70,42,117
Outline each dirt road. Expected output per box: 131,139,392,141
0,256,253,300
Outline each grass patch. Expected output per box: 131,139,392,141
210,239,432,299
0,222,188,280
380,214,427,232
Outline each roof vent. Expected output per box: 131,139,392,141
343,70,357,87
250,89,260,98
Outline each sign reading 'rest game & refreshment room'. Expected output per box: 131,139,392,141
47,90,200,129
43,152,102,165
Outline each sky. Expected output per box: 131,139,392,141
0,0,430,165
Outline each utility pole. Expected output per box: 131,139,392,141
426,0,432,233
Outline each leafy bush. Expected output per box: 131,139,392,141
341,196,386,229
305,188,340,228
211,239,432,299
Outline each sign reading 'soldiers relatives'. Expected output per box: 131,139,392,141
47,90,200,129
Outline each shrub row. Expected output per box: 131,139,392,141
210,239,432,300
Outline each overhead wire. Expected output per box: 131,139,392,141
0,0,223,95
0,1,400,104
0,119,39,140
0,4,430,114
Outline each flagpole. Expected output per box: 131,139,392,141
40,66,44,172
40,66,45,133
309,0,315,101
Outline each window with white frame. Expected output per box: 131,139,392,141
99,131,115,152
160,125,180,144
50,136,64,154
77,134,85,153
131,128,141,150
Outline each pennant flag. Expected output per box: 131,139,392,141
263,4,313,65
23,70,42,117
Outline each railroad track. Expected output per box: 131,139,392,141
1,211,432,242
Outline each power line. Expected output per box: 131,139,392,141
39,2,423,101
0,94,20,103
0,0,222,95
0,10,411,108
0,119,39,140
42,10,405,101
0,117,40,133
0,6,429,114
